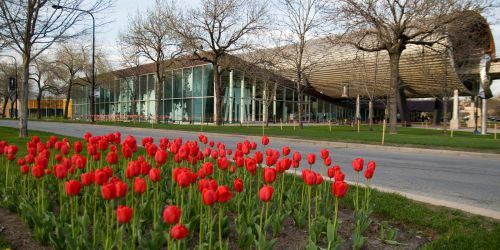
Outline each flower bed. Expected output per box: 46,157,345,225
0,132,427,249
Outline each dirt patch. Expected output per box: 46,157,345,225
0,208,51,250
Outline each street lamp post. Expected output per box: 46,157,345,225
0,54,18,118
52,5,95,123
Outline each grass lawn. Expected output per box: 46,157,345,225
0,126,499,249
15,118,500,153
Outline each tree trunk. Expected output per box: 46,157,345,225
2,97,7,118
9,96,15,118
64,82,72,119
37,92,42,119
397,82,410,127
19,53,29,137
388,51,401,134
131,77,138,120
297,91,304,129
213,62,223,125
368,99,373,131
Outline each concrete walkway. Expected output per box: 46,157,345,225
1,120,499,219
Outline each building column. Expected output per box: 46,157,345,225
272,82,277,123
240,73,245,123
228,70,234,123
355,95,361,120
262,82,267,123
481,98,488,135
252,79,256,122
450,89,459,130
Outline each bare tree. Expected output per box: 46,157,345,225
52,42,86,119
30,56,59,119
0,0,112,137
120,0,183,123
169,0,269,125
330,0,489,134
276,0,329,128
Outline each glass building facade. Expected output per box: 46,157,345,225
72,62,355,123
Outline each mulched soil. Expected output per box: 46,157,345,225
0,208,51,250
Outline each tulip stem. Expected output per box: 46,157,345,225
218,205,223,250
199,204,203,248
355,172,359,211
259,203,265,233
333,197,339,242
154,182,158,226
208,206,213,250
308,186,312,231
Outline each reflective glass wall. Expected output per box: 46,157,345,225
72,63,355,123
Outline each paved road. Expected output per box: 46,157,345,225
1,120,499,215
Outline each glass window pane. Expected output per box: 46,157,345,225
183,68,193,98
173,70,183,98
204,64,213,96
139,75,147,100
193,66,203,97
164,71,172,99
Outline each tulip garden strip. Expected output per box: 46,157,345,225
21,119,500,153
0,126,499,250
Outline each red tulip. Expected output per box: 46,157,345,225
364,161,376,179
101,183,116,200
254,151,263,164
261,136,269,146
302,169,317,186
334,171,345,181
74,141,83,153
133,177,147,194
163,205,181,225
20,165,29,174
352,158,364,172
65,179,82,196
115,181,128,198
233,178,244,192
216,185,233,203
61,144,70,155
155,150,168,167
292,152,301,162
116,205,133,224
306,153,316,165
202,188,217,206
17,158,26,166
105,151,119,165
149,168,161,182
282,146,291,156
259,185,274,202
332,181,348,198
324,157,332,166
31,165,44,178
327,168,335,178
245,157,257,175
320,148,329,159
170,223,189,240
54,164,68,180
263,168,277,184
95,169,109,185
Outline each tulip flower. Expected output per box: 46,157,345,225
101,183,116,200
163,205,181,225
320,148,329,159
155,150,168,167
216,185,233,203
364,161,376,179
261,136,269,146
149,168,161,182
332,181,348,198
133,177,147,194
282,146,291,156
258,185,274,202
170,223,189,240
352,158,364,172
54,164,68,180
306,153,316,166
202,188,217,206
263,168,277,184
115,181,128,198
65,180,82,196
233,178,244,192
116,205,133,224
